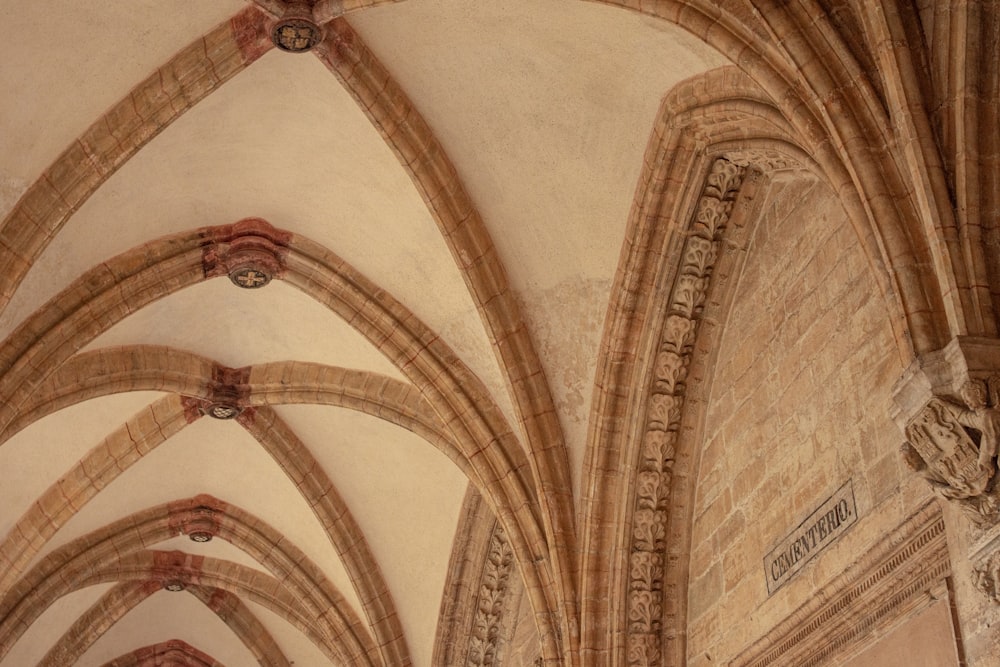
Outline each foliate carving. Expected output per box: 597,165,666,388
724,148,804,173
902,377,1000,527
627,158,745,665
467,525,514,667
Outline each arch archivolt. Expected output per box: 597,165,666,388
580,64,822,665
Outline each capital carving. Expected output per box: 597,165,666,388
893,342,1000,607
901,377,1000,528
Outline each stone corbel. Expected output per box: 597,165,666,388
893,337,1000,603
892,337,1000,528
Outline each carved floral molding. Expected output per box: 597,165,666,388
467,524,515,667
627,157,746,664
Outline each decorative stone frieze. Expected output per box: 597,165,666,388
969,518,1000,605
724,148,805,173
627,157,746,665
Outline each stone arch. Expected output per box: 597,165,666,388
0,12,575,650
102,640,225,667
0,500,380,665
1,349,448,457
592,0,958,354
579,63,822,663
0,383,415,667
314,24,578,648
293,0,962,357
38,581,291,667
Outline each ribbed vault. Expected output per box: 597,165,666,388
0,1,983,666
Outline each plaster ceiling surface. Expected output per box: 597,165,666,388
0,0,245,185
249,599,340,667
0,584,116,667
151,535,270,575
350,0,727,492
74,592,262,667
0,392,165,539
0,0,726,665
31,418,365,616
80,280,407,377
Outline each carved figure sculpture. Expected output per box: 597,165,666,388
956,379,1000,472
973,550,1000,603
902,378,1000,527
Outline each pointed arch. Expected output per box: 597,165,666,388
0,372,418,667
38,581,292,667
102,640,225,667
0,5,272,314
0,499,382,665
580,66,814,663
314,26,578,660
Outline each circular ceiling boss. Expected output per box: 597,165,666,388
272,2,324,53
204,403,242,420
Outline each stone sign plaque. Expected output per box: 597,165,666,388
764,480,858,595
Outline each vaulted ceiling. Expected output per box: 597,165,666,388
0,1,728,665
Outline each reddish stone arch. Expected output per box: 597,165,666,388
102,640,225,667
0,363,433,667
38,581,291,667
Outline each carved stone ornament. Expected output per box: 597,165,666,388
272,2,323,52
973,549,1000,603
466,525,514,667
627,158,746,665
229,266,271,289
202,218,289,287
902,377,1000,527
204,403,242,420
163,580,186,592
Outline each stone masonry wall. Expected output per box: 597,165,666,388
684,176,938,665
